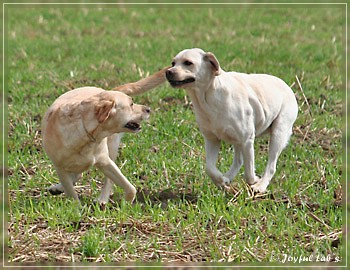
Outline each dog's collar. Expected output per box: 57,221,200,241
82,121,96,142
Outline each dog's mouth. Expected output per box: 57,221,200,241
167,77,195,87
124,121,141,132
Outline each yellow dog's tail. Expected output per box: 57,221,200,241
111,66,169,96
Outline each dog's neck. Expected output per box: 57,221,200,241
185,82,216,126
81,116,103,143
188,77,215,105
82,120,97,142
81,118,115,143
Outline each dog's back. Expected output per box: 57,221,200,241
41,87,105,167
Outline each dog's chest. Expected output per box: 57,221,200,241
61,142,107,172
190,84,266,144
212,123,242,144
61,151,96,172
194,108,245,144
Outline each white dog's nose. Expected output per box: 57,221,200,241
166,69,174,79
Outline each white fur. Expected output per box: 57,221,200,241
166,48,298,192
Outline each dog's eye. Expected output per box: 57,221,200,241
171,61,175,67
130,102,134,107
184,60,193,66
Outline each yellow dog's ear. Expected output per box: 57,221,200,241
204,52,221,76
95,99,115,123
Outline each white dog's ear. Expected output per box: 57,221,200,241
95,100,115,123
204,52,221,76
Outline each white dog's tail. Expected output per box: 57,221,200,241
111,66,169,96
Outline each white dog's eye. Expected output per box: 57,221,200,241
184,60,193,66
171,61,175,67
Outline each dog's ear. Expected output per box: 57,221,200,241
204,52,221,76
95,99,115,123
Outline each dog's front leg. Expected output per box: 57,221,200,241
97,159,136,202
242,138,259,185
204,137,230,187
96,134,124,205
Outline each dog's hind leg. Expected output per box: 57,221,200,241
49,172,81,196
251,124,293,193
52,169,80,201
242,136,260,185
225,145,243,181
97,134,123,204
204,137,230,187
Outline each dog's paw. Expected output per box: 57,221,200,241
221,176,231,185
125,186,137,203
251,180,269,193
94,200,108,210
96,193,111,206
48,184,64,195
213,175,231,189
246,175,260,185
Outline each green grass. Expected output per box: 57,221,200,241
6,3,344,265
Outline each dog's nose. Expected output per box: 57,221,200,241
166,69,174,78
144,107,151,114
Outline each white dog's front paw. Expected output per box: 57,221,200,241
222,176,231,185
212,175,231,189
246,175,260,185
251,180,269,193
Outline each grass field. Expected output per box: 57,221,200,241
6,3,345,266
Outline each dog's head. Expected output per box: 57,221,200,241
166,48,221,89
82,91,150,133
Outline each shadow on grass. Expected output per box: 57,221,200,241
135,188,198,206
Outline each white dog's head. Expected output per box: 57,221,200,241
166,48,222,89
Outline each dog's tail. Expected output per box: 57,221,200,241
111,66,169,96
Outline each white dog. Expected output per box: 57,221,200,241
165,48,298,192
